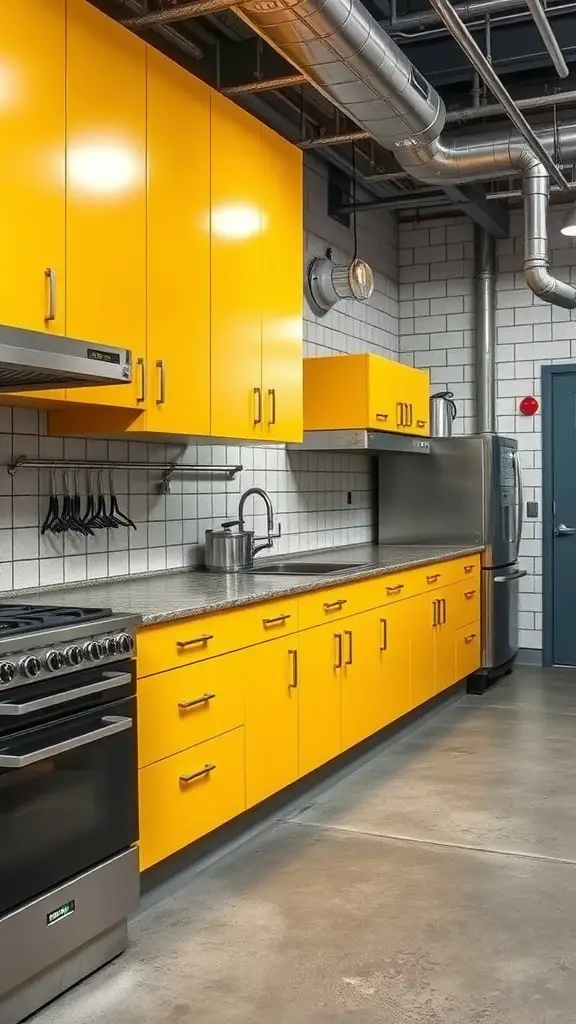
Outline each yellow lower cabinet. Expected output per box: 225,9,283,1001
455,622,481,680
138,727,245,871
409,593,437,708
244,637,299,808
298,622,343,777
434,590,457,695
340,611,381,751
378,601,411,727
138,653,245,768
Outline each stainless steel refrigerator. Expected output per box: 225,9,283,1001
378,434,525,681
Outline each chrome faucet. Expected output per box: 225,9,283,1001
238,487,280,555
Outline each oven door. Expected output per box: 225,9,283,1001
0,694,137,918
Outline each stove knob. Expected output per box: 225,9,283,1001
44,649,65,672
102,636,119,657
83,640,104,662
0,661,15,684
64,645,83,668
116,632,135,655
19,655,42,679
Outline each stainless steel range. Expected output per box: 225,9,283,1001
0,602,141,1024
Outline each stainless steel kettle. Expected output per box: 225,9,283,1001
204,488,281,573
430,390,458,437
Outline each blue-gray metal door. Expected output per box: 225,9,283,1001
551,372,576,666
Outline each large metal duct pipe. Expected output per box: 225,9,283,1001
235,0,576,307
474,226,496,433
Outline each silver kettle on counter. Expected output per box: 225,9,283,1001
204,487,281,573
430,390,458,437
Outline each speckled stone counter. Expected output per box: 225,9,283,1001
9,543,484,626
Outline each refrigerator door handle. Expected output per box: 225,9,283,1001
512,449,524,561
494,570,528,583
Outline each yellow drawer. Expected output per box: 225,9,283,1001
443,554,480,585
372,568,423,605
455,623,481,681
298,577,380,629
138,727,245,871
138,653,245,768
138,595,298,677
449,578,480,630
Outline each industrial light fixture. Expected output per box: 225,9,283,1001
307,255,375,313
560,206,576,236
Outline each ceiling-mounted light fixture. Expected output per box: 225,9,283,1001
560,206,576,236
308,256,375,313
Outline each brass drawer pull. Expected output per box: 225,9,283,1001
45,267,57,322
376,412,388,421
156,359,166,405
268,388,276,426
324,599,347,610
396,401,404,427
179,763,216,785
289,648,298,688
464,633,477,644
464,564,475,573
253,386,262,425
344,629,353,665
441,598,447,624
334,632,343,669
433,599,438,627
263,614,291,626
136,356,146,403
380,618,387,652
178,693,216,710
464,590,476,598
176,634,214,649
416,419,426,428
426,573,440,583
386,584,404,594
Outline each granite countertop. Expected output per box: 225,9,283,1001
12,543,484,626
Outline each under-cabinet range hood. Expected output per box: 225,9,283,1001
289,430,431,454
0,325,132,391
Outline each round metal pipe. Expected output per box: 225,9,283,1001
524,0,569,77
474,226,496,434
446,88,576,123
300,130,371,148
123,0,237,27
221,74,306,96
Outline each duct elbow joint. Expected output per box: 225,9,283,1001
524,263,576,309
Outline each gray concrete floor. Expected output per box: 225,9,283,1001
32,666,576,1022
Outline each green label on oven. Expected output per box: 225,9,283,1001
47,900,75,926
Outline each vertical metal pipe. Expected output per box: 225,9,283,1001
474,225,496,434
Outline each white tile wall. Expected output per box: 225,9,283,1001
2,155,398,592
399,206,576,652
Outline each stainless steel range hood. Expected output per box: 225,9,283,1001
289,430,431,454
0,325,132,391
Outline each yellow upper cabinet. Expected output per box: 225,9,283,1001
303,354,430,437
146,49,211,435
211,93,263,441
261,126,303,443
65,0,146,407
0,1,66,337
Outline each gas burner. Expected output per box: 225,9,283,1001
0,604,114,639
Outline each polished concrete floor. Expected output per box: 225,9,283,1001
32,666,576,1023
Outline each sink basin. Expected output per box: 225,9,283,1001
246,561,370,575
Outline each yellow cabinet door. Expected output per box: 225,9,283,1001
378,601,411,727
0,1,65,338
211,94,262,440
435,590,457,695
261,126,303,443
409,593,437,709
298,623,342,777
396,362,430,436
341,611,381,750
244,638,299,808
65,0,146,407
369,356,404,432
146,51,210,435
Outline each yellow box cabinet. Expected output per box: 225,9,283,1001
303,354,430,436
137,554,481,870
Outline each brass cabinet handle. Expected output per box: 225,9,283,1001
288,648,298,688
426,573,441,583
268,388,276,426
344,629,353,665
136,356,146,403
44,267,56,322
263,614,291,625
253,386,262,425
441,598,447,624
404,402,413,427
178,692,216,710
416,419,426,428
464,590,476,599
432,599,438,627
176,634,214,649
324,598,347,610
376,412,388,421
464,564,474,573
334,632,343,669
156,359,166,405
386,584,404,594
179,763,216,785
380,618,388,652
464,633,477,643
396,401,404,427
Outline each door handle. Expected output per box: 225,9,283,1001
0,716,132,768
441,598,447,624
432,599,438,627
343,629,353,665
253,387,262,425
267,388,276,426
334,632,343,669
0,671,131,716
555,523,576,536
396,401,404,427
156,359,166,405
288,649,298,688
179,764,216,785
44,268,57,322
136,357,146,403
178,693,216,710
404,402,413,427
380,618,387,652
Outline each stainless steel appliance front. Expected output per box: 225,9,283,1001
0,325,132,391
481,564,523,669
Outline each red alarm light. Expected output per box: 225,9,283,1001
519,395,539,416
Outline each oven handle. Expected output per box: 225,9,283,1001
0,715,132,768
0,672,132,716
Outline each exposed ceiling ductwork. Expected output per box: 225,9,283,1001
234,0,576,308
